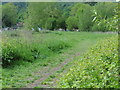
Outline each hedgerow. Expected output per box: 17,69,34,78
58,35,118,88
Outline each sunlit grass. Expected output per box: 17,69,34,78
2,30,115,88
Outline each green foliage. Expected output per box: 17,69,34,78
56,2,75,30
66,3,93,31
77,4,93,31
2,3,18,27
2,2,118,32
84,2,97,6
94,2,116,19
0,5,2,19
24,2,118,32
0,5,2,28
92,19,108,32
47,40,70,52
66,2,118,31
58,36,118,88
25,2,62,31
2,31,114,88
92,2,118,31
2,30,71,68
66,16,78,30
2,39,34,67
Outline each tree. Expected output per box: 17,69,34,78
66,16,78,30
25,2,62,31
77,4,93,31
92,2,118,31
0,5,2,28
66,3,93,31
56,2,75,30
25,2,75,31
14,2,28,22
84,2,97,6
2,3,18,27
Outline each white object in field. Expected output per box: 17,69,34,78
59,28,62,31
4,27,8,31
38,27,42,31
32,28,34,31
0,30,1,33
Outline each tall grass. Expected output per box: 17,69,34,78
2,30,71,68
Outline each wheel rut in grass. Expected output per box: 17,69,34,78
25,52,80,88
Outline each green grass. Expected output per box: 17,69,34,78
1,30,115,88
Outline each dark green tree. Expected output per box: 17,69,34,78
92,2,118,31
66,3,93,31
2,3,18,27
25,2,62,31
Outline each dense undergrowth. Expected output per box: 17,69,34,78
58,35,118,88
2,30,71,68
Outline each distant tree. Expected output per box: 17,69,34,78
92,2,118,31
14,2,28,22
2,3,18,27
24,2,118,32
66,3,93,31
77,4,93,31
44,3,62,30
25,2,75,31
56,2,74,30
84,2,97,6
25,2,62,31
66,16,78,30
94,2,116,19
0,5,2,28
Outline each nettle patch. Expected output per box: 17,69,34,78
58,36,118,88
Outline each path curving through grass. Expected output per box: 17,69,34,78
2,31,115,88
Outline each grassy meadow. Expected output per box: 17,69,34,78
1,2,119,89
1,29,117,88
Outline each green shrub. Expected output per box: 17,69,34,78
2,40,34,67
2,32,71,67
47,40,70,52
58,35,118,88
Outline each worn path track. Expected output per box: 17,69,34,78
25,52,80,88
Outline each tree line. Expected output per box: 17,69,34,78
2,2,27,28
2,2,118,32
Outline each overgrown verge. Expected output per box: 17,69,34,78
58,35,118,88
2,32,71,68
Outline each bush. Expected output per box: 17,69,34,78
2,32,71,67
58,35,118,88
47,40,70,52
2,39,34,67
